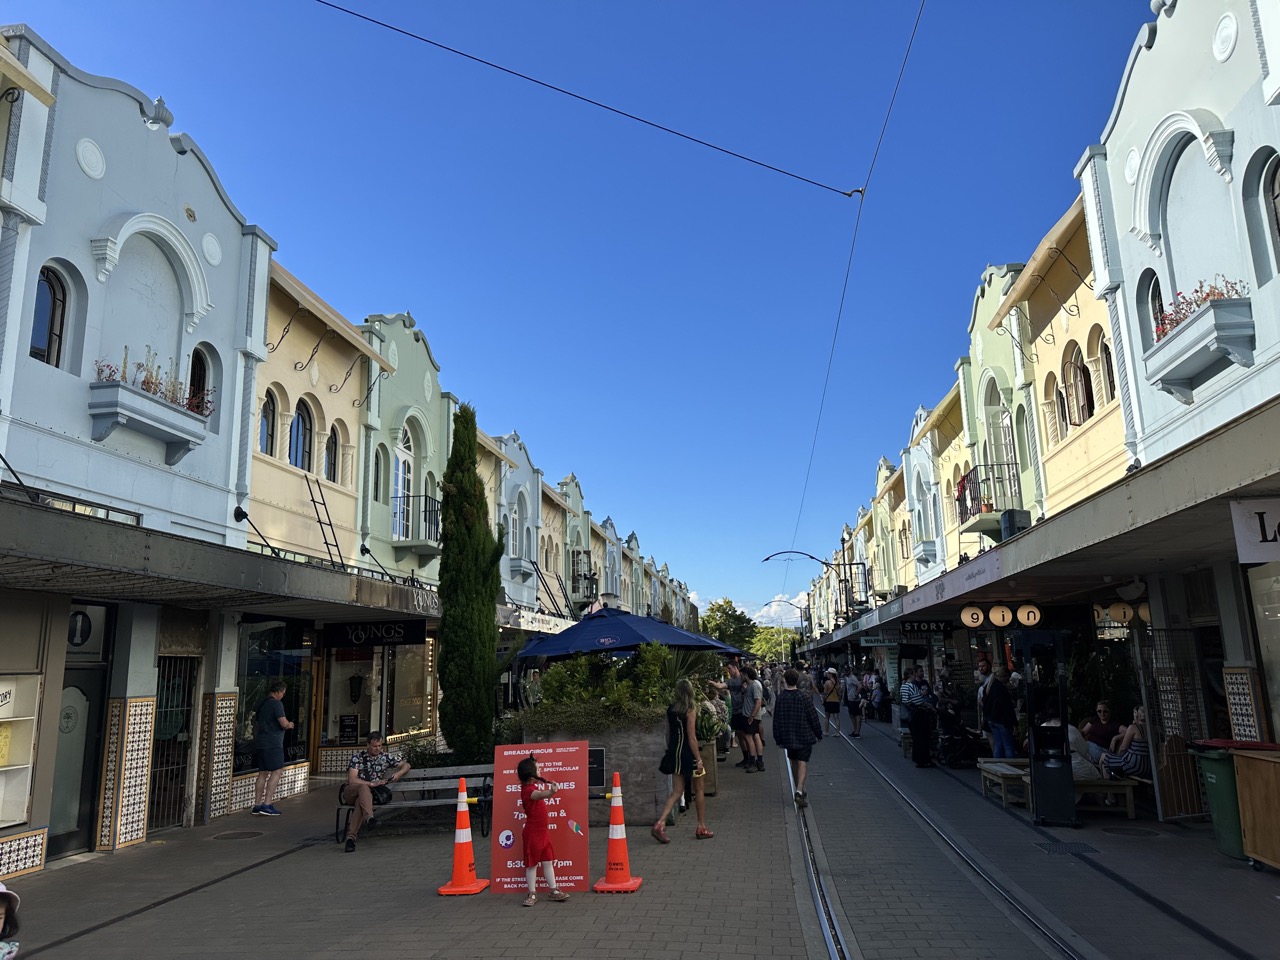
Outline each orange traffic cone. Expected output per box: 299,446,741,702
437,778,490,896
593,771,642,893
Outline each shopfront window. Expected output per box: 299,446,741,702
235,620,313,774
1248,563,1280,739
321,637,437,747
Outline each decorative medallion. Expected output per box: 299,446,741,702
309,361,320,388
75,138,106,180
59,705,79,734
201,232,223,266
388,341,399,368
1124,148,1140,185
1213,13,1238,63
423,372,432,400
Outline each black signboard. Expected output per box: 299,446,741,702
588,747,606,792
900,619,954,638
322,619,428,648
339,714,360,746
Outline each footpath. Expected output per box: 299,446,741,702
10,721,1280,960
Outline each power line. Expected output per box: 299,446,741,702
311,0,861,198
781,0,928,599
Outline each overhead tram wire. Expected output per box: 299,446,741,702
311,0,859,198
779,0,928,600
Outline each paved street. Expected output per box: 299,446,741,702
14,719,1280,960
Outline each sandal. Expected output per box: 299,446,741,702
650,823,670,844
695,826,715,840
522,894,537,907
549,889,570,902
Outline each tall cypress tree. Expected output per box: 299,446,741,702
437,403,504,762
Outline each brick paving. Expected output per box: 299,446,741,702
13,722,1280,960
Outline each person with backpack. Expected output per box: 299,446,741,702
841,666,864,739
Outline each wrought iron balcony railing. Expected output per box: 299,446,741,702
956,461,1022,525
391,494,441,544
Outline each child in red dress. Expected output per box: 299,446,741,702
517,756,571,906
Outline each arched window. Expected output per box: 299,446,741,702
31,266,67,367
373,447,384,503
259,391,277,456
1101,338,1116,403
188,348,209,414
392,428,413,539
324,426,339,482
1041,374,1065,446
1143,271,1165,341
289,401,313,470
1063,345,1095,426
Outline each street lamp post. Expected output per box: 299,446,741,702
770,597,809,643
762,550,869,625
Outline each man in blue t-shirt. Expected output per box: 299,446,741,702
253,681,295,816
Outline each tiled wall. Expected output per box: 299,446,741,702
228,761,310,812
0,828,47,881
95,697,155,850
195,693,237,822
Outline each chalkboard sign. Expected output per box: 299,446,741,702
588,746,606,791
339,714,359,746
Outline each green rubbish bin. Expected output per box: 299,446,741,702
1192,748,1245,861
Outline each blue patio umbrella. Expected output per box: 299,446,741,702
517,606,739,658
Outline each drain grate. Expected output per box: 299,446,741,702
1102,826,1160,838
212,831,264,840
1035,841,1100,855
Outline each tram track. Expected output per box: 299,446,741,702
828,724,1260,960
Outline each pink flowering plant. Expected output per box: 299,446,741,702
1155,275,1249,342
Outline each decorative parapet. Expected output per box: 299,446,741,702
1142,297,1253,404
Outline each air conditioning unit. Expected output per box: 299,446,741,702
1000,509,1032,540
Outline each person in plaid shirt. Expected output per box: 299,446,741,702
342,731,410,852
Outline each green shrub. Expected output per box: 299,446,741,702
516,700,665,739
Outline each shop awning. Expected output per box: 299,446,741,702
850,395,1280,629
0,487,438,622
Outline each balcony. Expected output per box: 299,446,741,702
509,555,536,582
912,538,938,566
87,380,207,465
1143,297,1254,404
390,494,442,560
956,462,1022,539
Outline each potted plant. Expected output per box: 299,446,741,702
1155,275,1249,342
980,496,994,514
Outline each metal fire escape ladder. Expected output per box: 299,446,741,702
530,561,570,621
305,475,346,570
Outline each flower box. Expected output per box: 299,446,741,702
88,379,207,464
1142,297,1254,405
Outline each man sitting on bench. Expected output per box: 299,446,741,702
343,731,411,853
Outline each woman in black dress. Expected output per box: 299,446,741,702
652,678,714,842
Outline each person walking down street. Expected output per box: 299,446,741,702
821,667,842,736
740,666,766,773
975,657,994,752
341,731,411,852
252,680,295,816
982,666,1019,758
841,666,864,738
653,679,714,842
725,662,750,768
901,667,936,768
771,668,824,807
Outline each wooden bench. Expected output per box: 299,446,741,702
980,762,1030,808
335,762,494,843
1018,772,1140,820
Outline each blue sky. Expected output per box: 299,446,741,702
33,1,1153,626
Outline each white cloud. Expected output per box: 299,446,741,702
688,590,702,611
746,592,808,627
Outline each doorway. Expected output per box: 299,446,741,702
148,656,201,830
48,666,108,857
